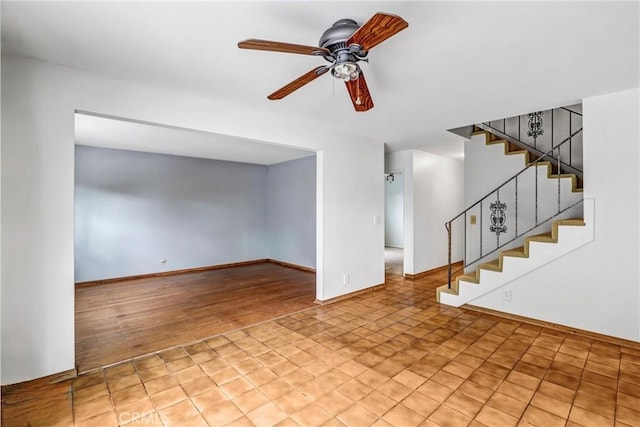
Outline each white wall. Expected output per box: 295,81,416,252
75,146,269,282
412,151,464,274
384,173,404,248
1,54,384,384
385,150,464,276
317,145,384,301
471,88,640,341
267,155,316,269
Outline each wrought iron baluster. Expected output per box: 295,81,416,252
446,221,452,289
569,112,573,166
557,148,561,213
515,175,518,236
535,164,538,225
551,109,554,153
518,115,521,141
464,211,467,266
480,200,483,258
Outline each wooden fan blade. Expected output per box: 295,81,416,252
238,39,330,56
345,71,374,112
268,66,330,100
347,13,408,51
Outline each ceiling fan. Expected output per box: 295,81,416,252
238,12,408,112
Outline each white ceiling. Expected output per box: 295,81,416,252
2,1,639,161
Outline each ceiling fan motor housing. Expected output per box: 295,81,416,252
319,19,360,50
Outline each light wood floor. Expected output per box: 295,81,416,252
75,262,316,373
3,268,639,426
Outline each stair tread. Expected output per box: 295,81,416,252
501,247,526,257
527,233,555,242
533,161,553,167
557,218,585,226
549,173,578,179
486,139,508,146
479,260,501,271
436,284,458,295
457,274,479,284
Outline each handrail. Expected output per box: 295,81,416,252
560,106,582,116
446,133,583,289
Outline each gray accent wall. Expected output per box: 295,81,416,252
267,156,316,269
75,146,316,282
74,146,269,282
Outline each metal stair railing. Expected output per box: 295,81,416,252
446,135,583,289
476,106,583,178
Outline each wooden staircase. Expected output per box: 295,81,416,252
437,127,588,306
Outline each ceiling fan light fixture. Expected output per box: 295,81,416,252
331,62,360,81
238,12,408,111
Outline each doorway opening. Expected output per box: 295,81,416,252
384,171,404,276
73,111,318,372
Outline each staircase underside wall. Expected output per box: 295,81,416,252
469,88,640,342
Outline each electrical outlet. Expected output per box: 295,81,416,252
160,259,167,264
343,274,350,285
470,215,477,225
502,289,512,302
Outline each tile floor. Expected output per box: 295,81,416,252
2,271,640,426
